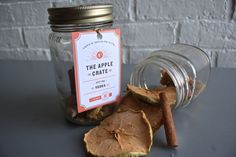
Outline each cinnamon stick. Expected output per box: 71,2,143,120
159,92,178,147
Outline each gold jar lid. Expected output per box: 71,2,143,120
48,4,113,32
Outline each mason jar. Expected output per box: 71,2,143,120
48,4,122,125
130,44,211,108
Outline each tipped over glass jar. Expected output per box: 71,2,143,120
130,44,211,108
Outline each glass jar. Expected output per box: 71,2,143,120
47,4,121,125
130,44,211,108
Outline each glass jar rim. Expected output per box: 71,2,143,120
48,4,113,32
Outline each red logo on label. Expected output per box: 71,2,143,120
89,96,101,102
96,51,103,59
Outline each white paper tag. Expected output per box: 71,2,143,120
72,29,121,113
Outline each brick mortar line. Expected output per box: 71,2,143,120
1,19,233,30
173,22,180,44
123,46,236,51
0,27,21,30
115,21,179,25
126,47,236,50
127,48,236,51
186,19,236,24
9,4,16,22
123,45,169,49
115,19,236,25
21,27,28,48
12,47,230,52
125,47,159,51
136,19,236,24
0,48,50,51
224,0,235,21
129,0,136,22
0,1,55,5
22,25,50,29
204,48,236,51
0,25,50,30
1,21,233,30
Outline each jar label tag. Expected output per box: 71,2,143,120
72,29,122,113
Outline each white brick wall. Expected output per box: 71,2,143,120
0,28,24,48
118,22,174,47
180,21,236,49
23,26,51,48
136,0,226,20
0,0,235,68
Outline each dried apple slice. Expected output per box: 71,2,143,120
127,84,159,104
127,84,176,107
119,94,163,133
84,110,153,157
